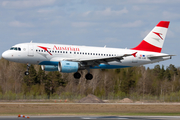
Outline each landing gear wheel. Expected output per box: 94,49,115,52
74,72,81,79
85,73,93,80
24,71,29,75
24,63,30,76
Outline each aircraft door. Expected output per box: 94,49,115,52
28,44,34,56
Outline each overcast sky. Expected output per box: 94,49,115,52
0,0,180,69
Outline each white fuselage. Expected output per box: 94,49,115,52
2,42,170,69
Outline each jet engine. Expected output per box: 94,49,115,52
41,65,58,71
58,61,79,73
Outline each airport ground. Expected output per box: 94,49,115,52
0,102,180,116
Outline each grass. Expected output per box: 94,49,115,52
0,103,180,116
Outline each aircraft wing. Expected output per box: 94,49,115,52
64,52,137,67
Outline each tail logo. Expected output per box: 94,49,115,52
153,32,163,40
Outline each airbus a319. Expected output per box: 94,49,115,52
2,21,174,80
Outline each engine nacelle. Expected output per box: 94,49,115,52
41,65,58,71
58,61,79,73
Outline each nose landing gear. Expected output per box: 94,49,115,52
24,63,30,75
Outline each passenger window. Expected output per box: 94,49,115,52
63,51,65,53
74,52,76,54
77,52,79,54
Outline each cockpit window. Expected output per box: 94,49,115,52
10,47,21,51
10,47,14,50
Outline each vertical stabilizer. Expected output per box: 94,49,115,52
131,21,170,53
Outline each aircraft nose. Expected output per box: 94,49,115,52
2,51,9,59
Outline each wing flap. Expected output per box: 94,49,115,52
69,52,137,66
59,52,137,67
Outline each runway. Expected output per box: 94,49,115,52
0,116,180,120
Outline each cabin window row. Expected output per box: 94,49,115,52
36,49,117,57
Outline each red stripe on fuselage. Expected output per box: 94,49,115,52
131,40,162,53
156,21,170,28
38,46,52,55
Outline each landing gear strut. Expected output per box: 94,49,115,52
24,63,30,75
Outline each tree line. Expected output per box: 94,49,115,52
0,58,180,101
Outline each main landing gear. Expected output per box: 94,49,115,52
85,73,93,80
73,72,93,80
24,63,30,75
74,72,81,79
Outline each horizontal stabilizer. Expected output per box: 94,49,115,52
148,55,175,59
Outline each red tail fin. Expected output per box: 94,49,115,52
131,21,170,53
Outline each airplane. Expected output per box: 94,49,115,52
1,21,174,80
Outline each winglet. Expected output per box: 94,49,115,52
132,52,137,57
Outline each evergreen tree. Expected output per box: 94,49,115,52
120,67,136,94
44,71,65,98
159,65,165,80
164,68,171,81
23,65,37,86
37,66,46,85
